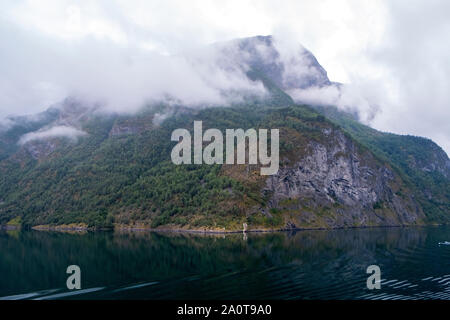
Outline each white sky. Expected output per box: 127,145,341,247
0,0,449,154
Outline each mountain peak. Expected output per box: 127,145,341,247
227,35,331,90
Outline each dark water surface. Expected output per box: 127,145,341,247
1,226,450,300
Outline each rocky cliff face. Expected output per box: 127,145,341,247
24,140,58,160
405,138,450,179
0,36,447,230
264,128,425,228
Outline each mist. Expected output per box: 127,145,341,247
18,125,87,145
0,0,449,154
0,18,266,120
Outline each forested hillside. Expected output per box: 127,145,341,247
0,36,448,231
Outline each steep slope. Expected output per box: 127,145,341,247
216,35,331,90
0,103,429,230
0,35,448,231
0,107,60,161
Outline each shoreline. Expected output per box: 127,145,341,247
2,222,443,234
113,223,440,234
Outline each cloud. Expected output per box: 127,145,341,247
367,0,450,155
0,118,14,132
0,8,266,119
0,0,449,154
287,82,383,124
18,126,87,145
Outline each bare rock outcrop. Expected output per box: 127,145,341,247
264,129,425,228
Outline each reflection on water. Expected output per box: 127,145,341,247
1,226,450,299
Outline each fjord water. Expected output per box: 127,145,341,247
1,227,450,300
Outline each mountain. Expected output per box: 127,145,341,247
219,35,332,90
0,35,448,231
313,104,450,223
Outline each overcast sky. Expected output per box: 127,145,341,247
0,0,449,154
